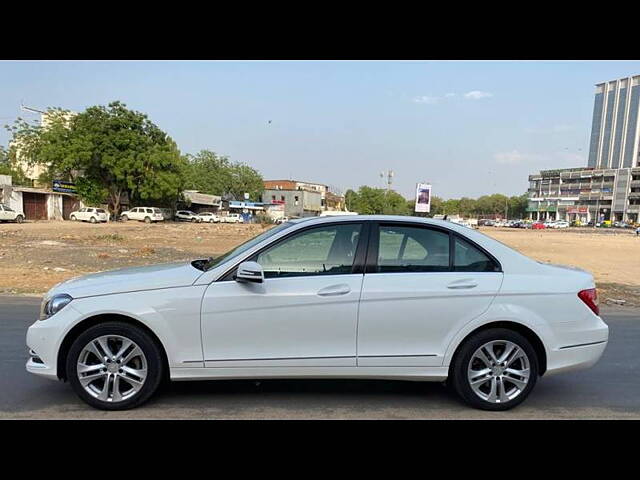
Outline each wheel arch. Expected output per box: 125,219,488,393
447,321,547,377
56,313,170,382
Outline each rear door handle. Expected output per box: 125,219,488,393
317,284,351,296
447,280,479,289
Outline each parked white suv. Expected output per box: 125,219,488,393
197,212,219,223
175,210,201,223
220,213,244,223
120,207,164,223
0,204,25,223
70,207,109,223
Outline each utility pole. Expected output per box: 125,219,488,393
380,170,394,210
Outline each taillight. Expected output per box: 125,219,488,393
578,288,599,316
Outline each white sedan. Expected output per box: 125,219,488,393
70,207,109,223
196,212,219,223
26,215,608,411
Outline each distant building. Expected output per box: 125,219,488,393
262,188,322,218
180,190,222,213
0,175,82,220
527,75,640,223
262,179,344,217
12,109,78,188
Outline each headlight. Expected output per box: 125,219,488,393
40,294,73,320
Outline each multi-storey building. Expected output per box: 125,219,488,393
261,179,345,217
527,75,640,224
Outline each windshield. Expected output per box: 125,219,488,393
204,222,295,271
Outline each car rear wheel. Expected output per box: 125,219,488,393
15,215,24,224
450,328,538,411
66,322,164,410
90,216,97,224
144,217,151,224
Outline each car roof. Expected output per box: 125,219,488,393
288,214,460,229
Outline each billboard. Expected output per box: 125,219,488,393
414,183,431,213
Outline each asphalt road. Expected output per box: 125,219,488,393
1,295,639,419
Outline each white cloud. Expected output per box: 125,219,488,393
412,95,439,104
464,90,493,100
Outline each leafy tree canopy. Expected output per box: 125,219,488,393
345,186,411,215
5,102,187,214
184,150,264,201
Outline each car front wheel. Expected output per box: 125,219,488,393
144,217,151,224
15,215,24,224
66,322,164,410
450,328,538,411
121,215,129,222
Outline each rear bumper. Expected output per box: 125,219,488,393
546,341,607,375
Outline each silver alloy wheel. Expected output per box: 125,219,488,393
467,340,530,404
76,335,147,403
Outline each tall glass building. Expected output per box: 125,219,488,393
587,75,640,170
526,75,640,224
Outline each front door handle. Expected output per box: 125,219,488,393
447,280,479,289
317,284,351,296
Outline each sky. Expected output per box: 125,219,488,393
1,60,640,200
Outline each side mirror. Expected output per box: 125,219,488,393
235,261,264,283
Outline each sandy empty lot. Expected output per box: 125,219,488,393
0,221,638,305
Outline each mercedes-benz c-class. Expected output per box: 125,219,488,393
26,216,608,410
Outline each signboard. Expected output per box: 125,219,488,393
414,183,431,213
567,207,588,214
52,180,77,194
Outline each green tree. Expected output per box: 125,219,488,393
6,102,186,215
0,144,30,186
184,150,263,201
344,186,410,215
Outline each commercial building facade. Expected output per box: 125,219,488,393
527,75,640,223
1,175,82,221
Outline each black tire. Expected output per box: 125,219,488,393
66,321,164,410
121,215,129,222
15,215,24,224
90,216,97,224
144,216,151,224
70,215,77,221
449,328,538,411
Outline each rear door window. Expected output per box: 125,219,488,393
376,225,450,273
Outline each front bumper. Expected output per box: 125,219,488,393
25,303,83,381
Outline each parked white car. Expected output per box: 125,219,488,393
0,204,24,223
70,207,109,223
220,213,244,223
197,212,219,223
120,207,164,223
175,210,201,223
552,221,570,229
26,215,608,411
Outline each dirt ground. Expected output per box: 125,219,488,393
0,221,638,306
